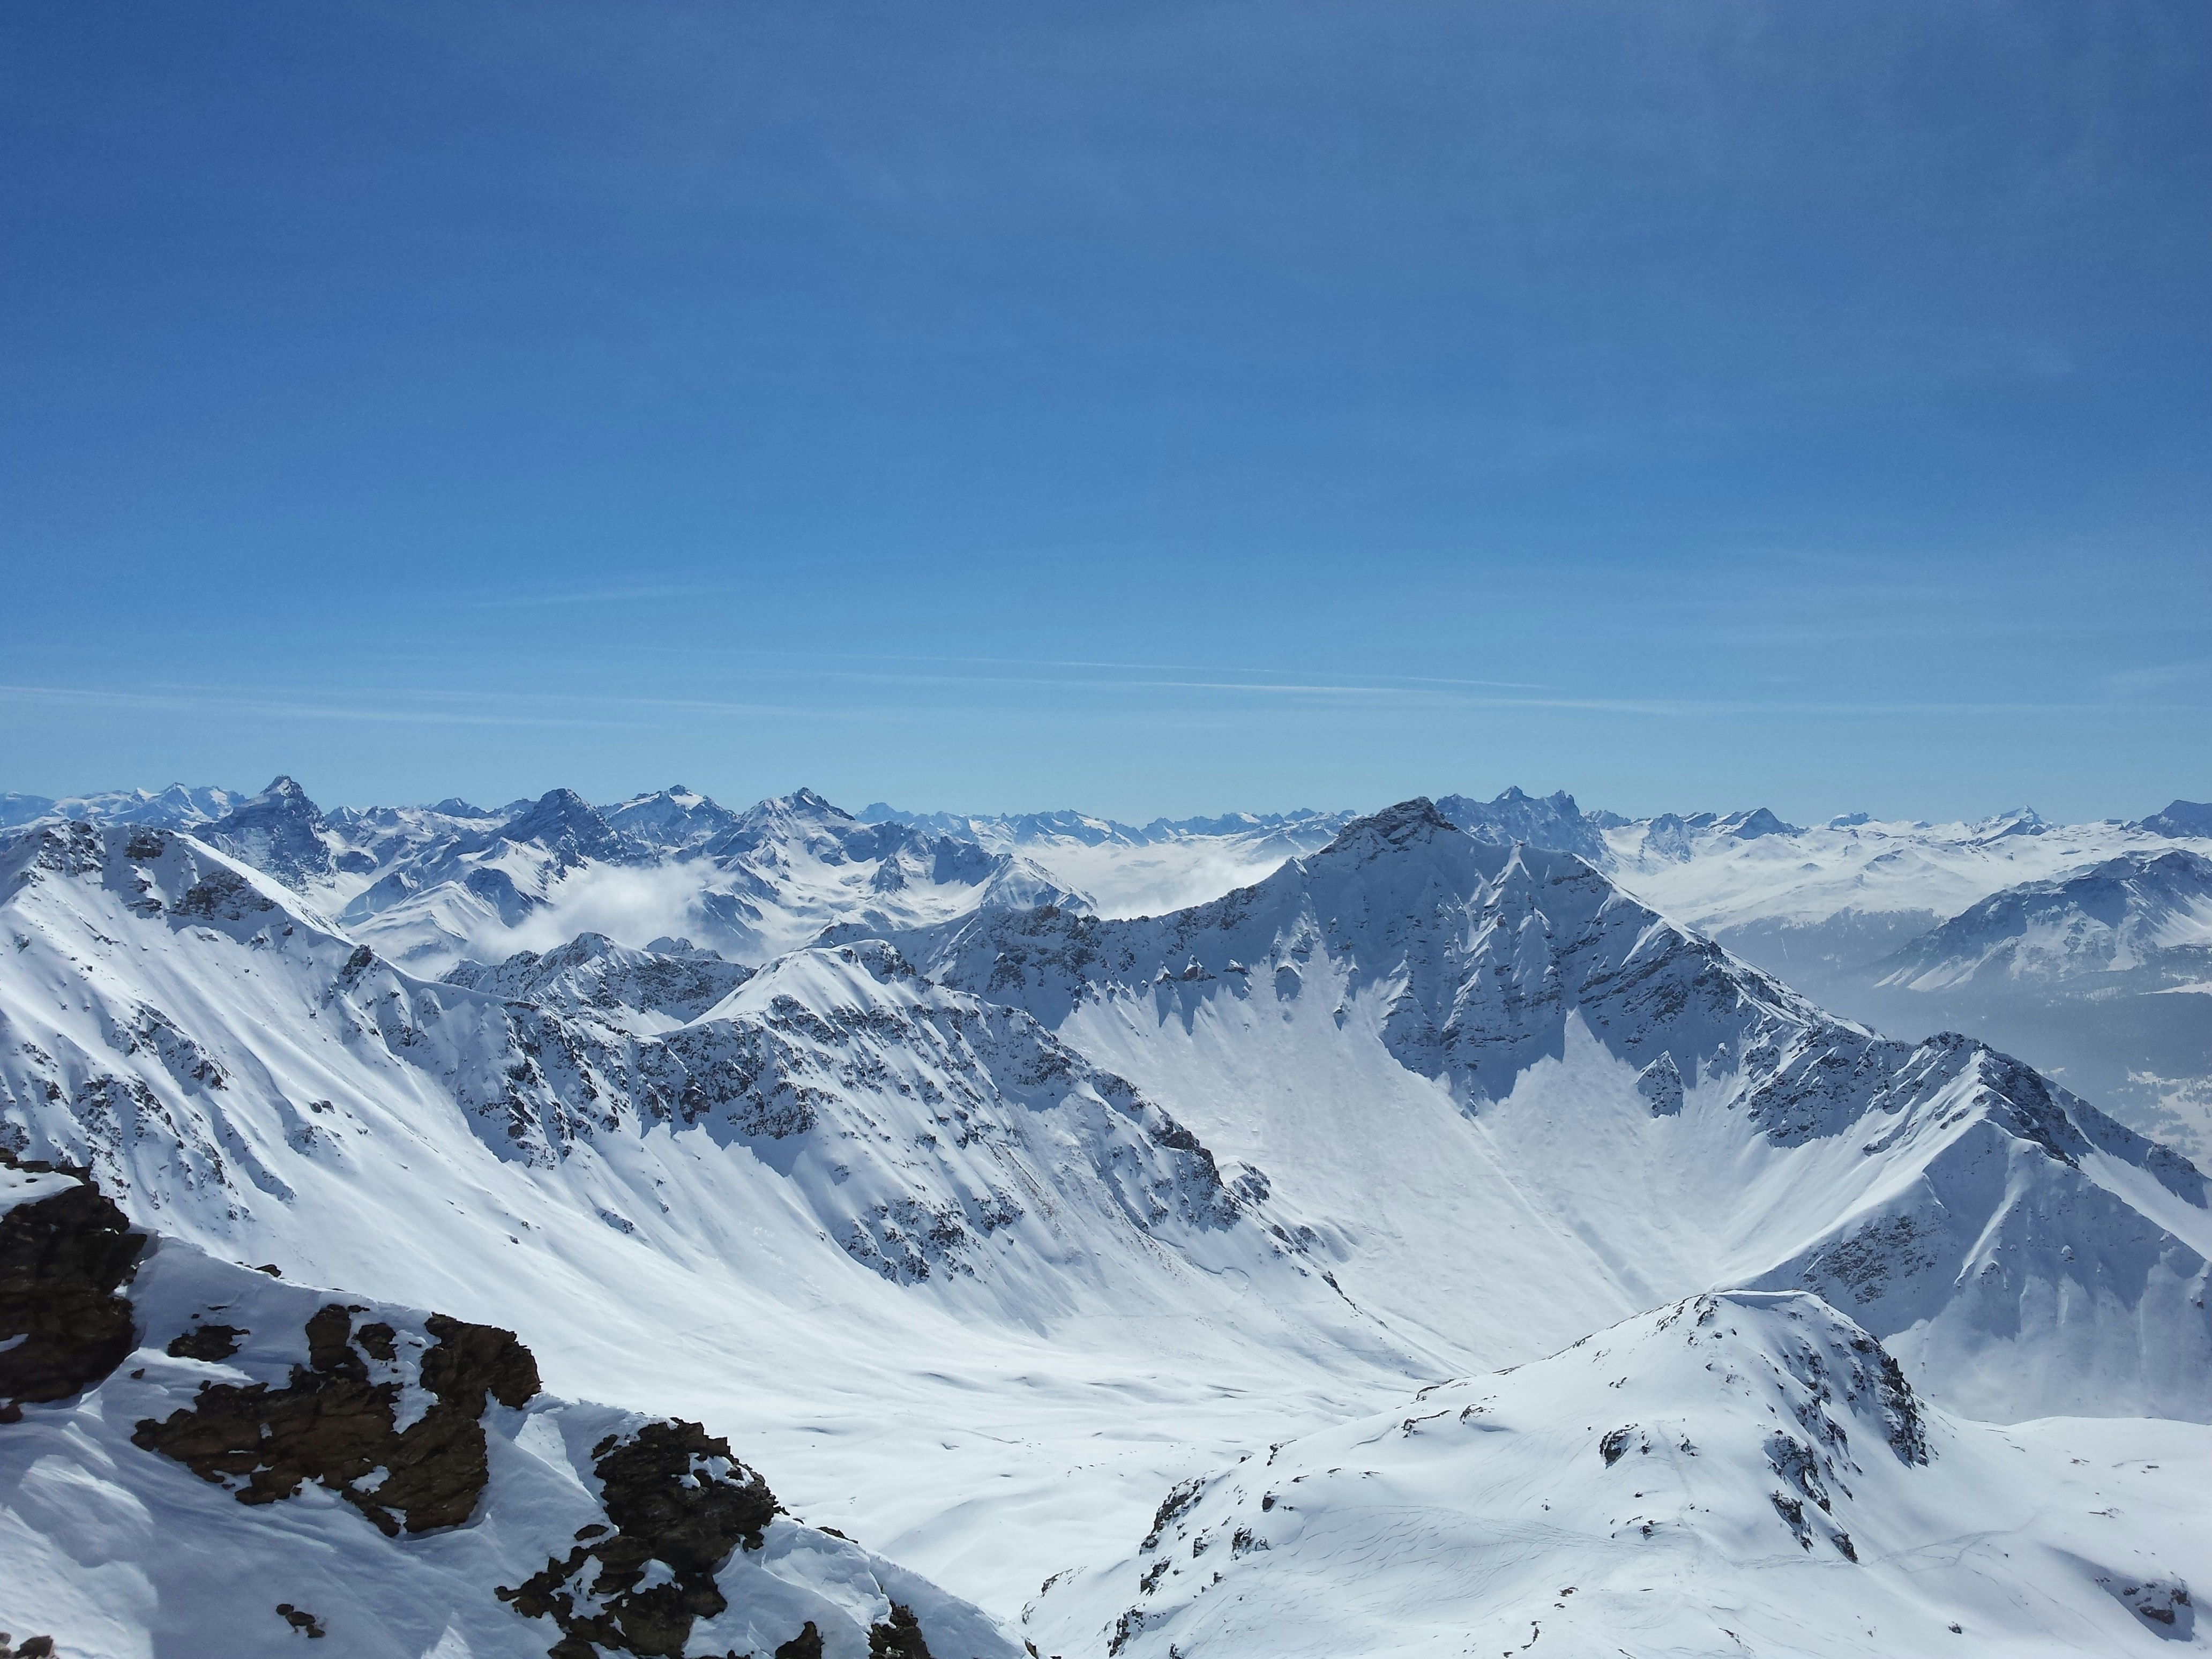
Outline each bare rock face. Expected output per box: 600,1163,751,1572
868,1604,936,1658
165,1322,245,1361
0,1152,147,1412
498,1418,780,1657
132,1300,540,1535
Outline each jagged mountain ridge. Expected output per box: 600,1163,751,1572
322,785,1092,973
1600,801,2212,1159
906,799,2212,1422
441,931,755,1034
0,821,1283,1308
1432,784,1612,864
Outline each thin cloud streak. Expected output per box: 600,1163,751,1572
3,678,2198,731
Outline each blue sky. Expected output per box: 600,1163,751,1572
3,1,2207,823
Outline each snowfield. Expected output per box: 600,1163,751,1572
2,781,2208,1657
1030,1291,2210,1659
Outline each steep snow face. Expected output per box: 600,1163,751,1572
865,805,1354,920
914,802,2212,1422
1030,1290,2211,1659
0,1165,1019,1659
1878,849,2212,989
331,787,1089,973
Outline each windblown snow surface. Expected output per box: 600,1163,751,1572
1,791,2208,1657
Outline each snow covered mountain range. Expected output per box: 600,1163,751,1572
3,776,2209,1656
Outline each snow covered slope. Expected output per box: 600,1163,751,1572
1028,1290,2210,1659
0,1155,1017,1659
1879,849,2212,990
0,820,1288,1313
911,801,2212,1423
0,817,1405,1622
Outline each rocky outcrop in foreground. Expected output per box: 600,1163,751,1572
0,1150,1018,1658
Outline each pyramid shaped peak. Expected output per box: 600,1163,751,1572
498,788,629,860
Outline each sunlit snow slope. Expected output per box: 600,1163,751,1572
1028,1291,2209,1659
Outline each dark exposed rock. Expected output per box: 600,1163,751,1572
173,866,278,922
166,1322,245,1362
275,1603,327,1639
133,1302,539,1536
868,1605,935,1658
1141,1477,1206,1550
498,1419,781,1658
0,1156,147,1408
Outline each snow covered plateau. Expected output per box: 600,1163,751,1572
2,778,2208,1658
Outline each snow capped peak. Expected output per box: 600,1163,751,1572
201,774,335,887
1715,805,1800,840
0,782,247,832
1309,796,1462,862
710,787,870,861
1432,785,1611,864
1972,804,2049,841
2140,798,2212,839
496,787,634,864
601,783,738,850
428,795,497,819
